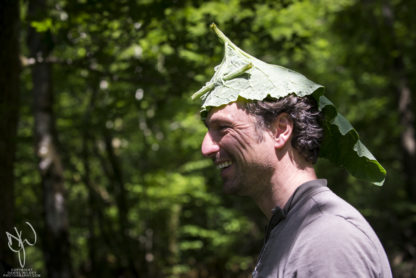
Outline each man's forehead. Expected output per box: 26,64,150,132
204,102,252,126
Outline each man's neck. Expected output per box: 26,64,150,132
253,161,317,220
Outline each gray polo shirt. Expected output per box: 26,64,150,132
252,179,392,278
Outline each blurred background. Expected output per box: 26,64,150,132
1,0,415,277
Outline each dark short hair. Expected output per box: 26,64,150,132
242,95,323,164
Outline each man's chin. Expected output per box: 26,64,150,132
222,180,236,194
222,180,246,196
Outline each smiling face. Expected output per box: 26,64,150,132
201,102,278,196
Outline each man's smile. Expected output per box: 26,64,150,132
216,160,232,170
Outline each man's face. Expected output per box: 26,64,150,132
201,102,277,196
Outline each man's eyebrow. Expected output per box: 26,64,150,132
205,117,232,128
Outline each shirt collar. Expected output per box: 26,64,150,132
264,179,327,242
282,179,327,215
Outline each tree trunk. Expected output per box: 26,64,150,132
0,0,20,273
167,204,181,267
103,129,138,276
81,87,99,276
397,76,416,201
27,0,72,277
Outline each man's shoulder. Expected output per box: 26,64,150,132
295,211,379,253
284,188,392,277
275,183,377,249
298,186,384,253
254,184,392,278
287,184,369,231
309,187,370,226
285,212,391,277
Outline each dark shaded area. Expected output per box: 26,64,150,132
0,0,20,274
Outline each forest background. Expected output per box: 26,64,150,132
1,0,416,277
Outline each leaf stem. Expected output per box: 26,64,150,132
210,23,253,60
191,83,215,100
223,62,253,81
191,62,252,100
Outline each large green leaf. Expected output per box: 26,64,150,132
192,24,324,113
317,96,386,186
192,23,386,186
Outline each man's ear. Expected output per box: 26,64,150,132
271,113,293,149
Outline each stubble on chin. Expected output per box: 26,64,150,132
222,177,251,196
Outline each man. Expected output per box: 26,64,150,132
193,24,392,277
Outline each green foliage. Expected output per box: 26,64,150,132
13,0,416,277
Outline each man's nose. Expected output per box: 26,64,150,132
201,132,220,158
